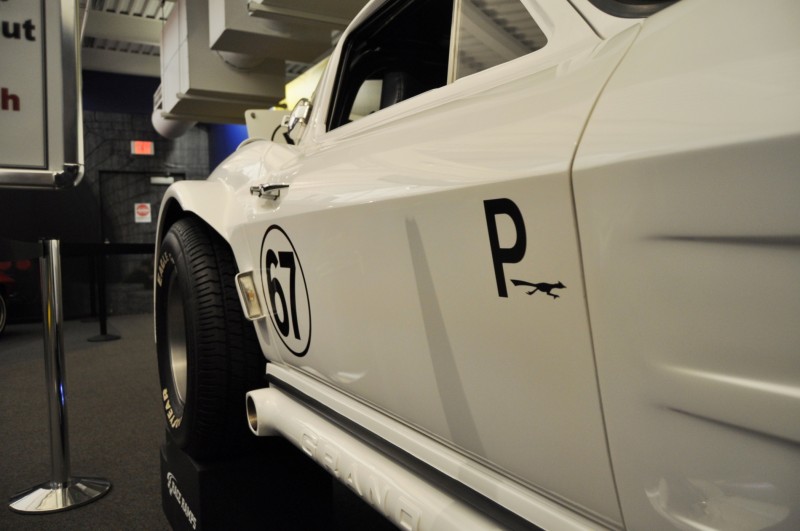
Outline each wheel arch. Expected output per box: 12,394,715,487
155,180,234,251
153,180,238,342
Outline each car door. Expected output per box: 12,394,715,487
244,0,638,525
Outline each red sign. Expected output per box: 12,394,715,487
135,203,152,223
131,140,154,156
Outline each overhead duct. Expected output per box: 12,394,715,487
152,107,198,139
208,1,356,62
158,0,285,124
157,0,368,125
152,85,196,139
246,0,368,28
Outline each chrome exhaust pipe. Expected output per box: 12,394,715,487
245,388,279,437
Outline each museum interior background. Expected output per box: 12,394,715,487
1,70,246,323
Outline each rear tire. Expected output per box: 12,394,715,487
155,216,263,460
0,290,7,336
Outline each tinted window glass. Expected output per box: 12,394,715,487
327,0,548,131
452,0,547,80
327,0,453,131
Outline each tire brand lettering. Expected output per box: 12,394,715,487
260,225,311,356
166,472,197,529
156,251,174,287
162,388,181,429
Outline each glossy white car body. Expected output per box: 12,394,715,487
156,0,800,528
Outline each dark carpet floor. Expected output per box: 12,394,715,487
0,315,170,531
0,314,395,531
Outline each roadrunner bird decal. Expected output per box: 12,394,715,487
511,280,566,300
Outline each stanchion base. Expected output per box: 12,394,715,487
9,477,111,514
87,334,121,342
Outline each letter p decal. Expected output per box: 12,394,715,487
484,199,526,297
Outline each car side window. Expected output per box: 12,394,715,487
327,0,547,131
327,0,453,131
450,0,547,80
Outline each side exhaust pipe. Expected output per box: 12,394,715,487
244,387,505,531
246,388,279,437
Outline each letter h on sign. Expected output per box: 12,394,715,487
1,87,20,111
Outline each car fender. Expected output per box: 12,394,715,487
153,139,269,339
154,139,270,258
157,181,232,243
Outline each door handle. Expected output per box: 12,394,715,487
250,183,289,200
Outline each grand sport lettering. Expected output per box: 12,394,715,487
153,0,800,529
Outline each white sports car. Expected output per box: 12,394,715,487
154,0,800,529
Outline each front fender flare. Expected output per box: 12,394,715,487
153,180,243,341
156,180,234,253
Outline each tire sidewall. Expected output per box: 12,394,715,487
0,289,7,336
156,217,264,459
155,230,196,448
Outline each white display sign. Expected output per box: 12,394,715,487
0,0,81,189
0,0,46,169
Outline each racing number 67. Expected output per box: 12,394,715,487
266,249,300,340
261,225,311,356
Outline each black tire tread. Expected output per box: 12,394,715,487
159,216,263,460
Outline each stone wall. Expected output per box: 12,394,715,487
82,111,210,316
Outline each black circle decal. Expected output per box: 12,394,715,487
260,225,311,356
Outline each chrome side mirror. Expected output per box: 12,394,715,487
284,98,312,145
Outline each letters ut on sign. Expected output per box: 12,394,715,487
0,0,46,169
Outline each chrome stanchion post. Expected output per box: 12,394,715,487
9,239,111,513
42,238,71,487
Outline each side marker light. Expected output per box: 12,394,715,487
236,272,264,320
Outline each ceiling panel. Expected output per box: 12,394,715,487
80,0,171,77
